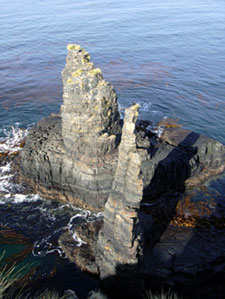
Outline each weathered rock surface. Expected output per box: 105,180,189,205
15,45,225,212
61,44,120,158
15,112,119,210
14,45,225,297
59,220,103,275
96,105,153,278
15,45,122,210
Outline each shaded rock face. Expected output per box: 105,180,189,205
96,105,153,278
58,220,103,275
94,107,225,279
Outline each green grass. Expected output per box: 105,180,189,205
0,252,181,299
144,289,181,299
0,253,27,298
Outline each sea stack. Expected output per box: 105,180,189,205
16,44,225,212
13,45,225,297
61,44,120,158
96,105,152,278
16,45,122,209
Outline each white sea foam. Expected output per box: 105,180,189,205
0,124,30,195
147,125,164,138
0,124,103,259
12,193,41,203
0,174,14,193
72,232,87,247
0,193,41,204
31,205,103,258
0,162,11,174
0,124,29,154
140,102,152,112
32,239,65,258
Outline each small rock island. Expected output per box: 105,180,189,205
14,45,225,298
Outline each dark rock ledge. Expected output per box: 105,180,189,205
13,45,225,298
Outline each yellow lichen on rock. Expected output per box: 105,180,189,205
130,103,140,118
89,68,102,76
104,245,111,252
67,77,73,84
81,57,89,64
82,50,90,59
79,80,85,89
87,62,94,69
67,44,81,51
81,48,89,55
98,80,107,87
131,103,140,111
72,69,83,77
95,126,102,132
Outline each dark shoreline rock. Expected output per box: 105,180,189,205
14,45,225,211
13,44,225,297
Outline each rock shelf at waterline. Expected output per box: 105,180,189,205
12,45,225,297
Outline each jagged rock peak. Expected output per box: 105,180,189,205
61,44,121,157
96,104,150,278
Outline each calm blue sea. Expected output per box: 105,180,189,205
1,0,225,141
0,0,225,296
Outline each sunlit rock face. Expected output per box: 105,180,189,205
61,44,120,158
16,44,225,216
17,45,122,210
14,45,225,292
96,105,153,278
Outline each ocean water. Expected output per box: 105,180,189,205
0,0,225,296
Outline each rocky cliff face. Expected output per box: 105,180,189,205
16,45,225,212
96,105,152,278
14,45,225,296
94,104,225,278
61,44,120,158
16,45,122,210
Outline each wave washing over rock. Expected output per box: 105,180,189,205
0,124,103,262
11,45,225,298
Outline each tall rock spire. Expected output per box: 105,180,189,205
96,104,149,278
61,44,120,158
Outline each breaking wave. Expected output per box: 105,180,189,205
0,124,29,154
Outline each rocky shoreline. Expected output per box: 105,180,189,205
12,45,225,298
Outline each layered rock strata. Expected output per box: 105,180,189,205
16,45,122,209
94,106,225,278
13,45,225,297
61,44,120,158
96,105,152,278
16,45,225,211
